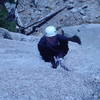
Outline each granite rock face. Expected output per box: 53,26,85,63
0,24,100,100
4,0,100,34
14,0,100,34
0,28,37,42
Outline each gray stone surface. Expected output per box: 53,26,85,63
14,0,100,34
4,0,100,34
0,28,12,40
0,28,37,42
0,24,100,100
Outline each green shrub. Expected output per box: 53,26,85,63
0,4,16,32
7,0,15,3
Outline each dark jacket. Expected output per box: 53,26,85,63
38,34,81,62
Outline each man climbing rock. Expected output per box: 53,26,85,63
38,26,81,69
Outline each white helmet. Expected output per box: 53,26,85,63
45,26,57,37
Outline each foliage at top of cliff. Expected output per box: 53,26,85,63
0,3,16,32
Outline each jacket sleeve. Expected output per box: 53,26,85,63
38,36,53,62
57,34,81,45
38,37,47,61
67,35,81,45
38,44,46,59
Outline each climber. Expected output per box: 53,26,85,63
38,26,81,69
